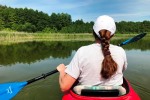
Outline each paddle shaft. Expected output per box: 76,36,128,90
27,69,58,84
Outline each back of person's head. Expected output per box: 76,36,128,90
93,15,117,79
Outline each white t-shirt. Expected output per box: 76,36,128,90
65,43,127,86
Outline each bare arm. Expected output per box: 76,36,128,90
57,64,76,92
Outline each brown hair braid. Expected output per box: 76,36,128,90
99,30,117,79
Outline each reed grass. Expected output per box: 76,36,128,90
0,31,149,45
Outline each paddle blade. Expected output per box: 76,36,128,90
119,33,146,46
0,81,27,100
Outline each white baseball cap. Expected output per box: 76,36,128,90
93,15,116,38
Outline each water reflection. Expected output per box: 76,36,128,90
0,41,90,66
125,50,150,99
0,39,149,66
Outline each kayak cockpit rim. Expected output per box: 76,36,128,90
71,77,130,97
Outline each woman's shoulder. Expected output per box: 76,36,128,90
76,44,97,54
78,43,98,50
110,44,125,52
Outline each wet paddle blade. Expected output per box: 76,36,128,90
119,33,146,46
0,69,58,100
0,82,27,100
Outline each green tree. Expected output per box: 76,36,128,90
49,13,72,30
42,27,57,33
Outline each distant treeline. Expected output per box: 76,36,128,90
0,5,150,33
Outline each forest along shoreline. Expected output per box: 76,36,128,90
1,5,150,45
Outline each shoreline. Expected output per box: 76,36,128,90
0,31,149,45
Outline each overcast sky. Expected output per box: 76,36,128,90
0,0,150,22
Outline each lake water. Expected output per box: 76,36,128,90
0,39,149,100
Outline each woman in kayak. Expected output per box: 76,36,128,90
57,15,127,95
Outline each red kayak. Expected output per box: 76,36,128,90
62,78,140,100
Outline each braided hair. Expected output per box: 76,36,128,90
93,30,117,79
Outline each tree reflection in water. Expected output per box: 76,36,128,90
0,38,148,66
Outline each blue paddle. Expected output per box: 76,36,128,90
0,70,58,100
0,33,146,100
118,33,146,46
